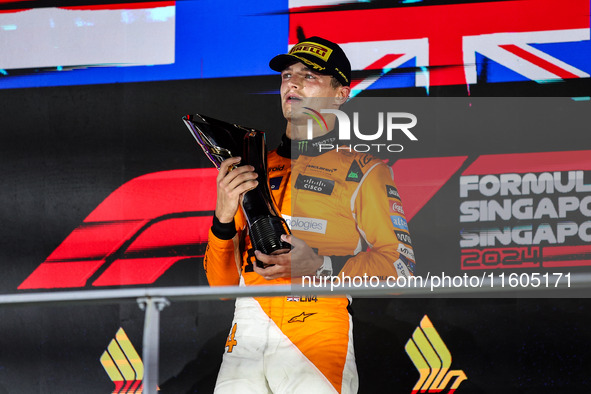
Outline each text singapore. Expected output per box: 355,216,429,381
459,171,591,247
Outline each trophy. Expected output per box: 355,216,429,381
182,114,291,257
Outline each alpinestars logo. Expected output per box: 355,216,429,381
100,327,144,394
405,316,467,393
288,312,317,323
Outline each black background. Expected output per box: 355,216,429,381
1,76,591,392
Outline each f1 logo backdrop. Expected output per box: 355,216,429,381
16,97,591,290
17,159,463,289
18,152,591,290
18,169,217,289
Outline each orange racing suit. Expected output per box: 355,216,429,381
204,130,415,393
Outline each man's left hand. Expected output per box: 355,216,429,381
253,234,323,280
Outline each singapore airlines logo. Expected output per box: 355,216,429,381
405,315,467,393
100,327,144,393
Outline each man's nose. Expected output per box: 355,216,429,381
288,74,303,88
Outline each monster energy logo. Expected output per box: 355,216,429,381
298,140,309,151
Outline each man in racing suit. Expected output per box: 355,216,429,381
204,36,415,394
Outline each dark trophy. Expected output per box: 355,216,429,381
182,114,290,257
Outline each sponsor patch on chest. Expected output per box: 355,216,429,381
386,185,401,200
390,200,405,215
269,176,283,190
391,215,409,231
282,215,327,234
395,230,413,246
346,160,363,183
295,174,335,195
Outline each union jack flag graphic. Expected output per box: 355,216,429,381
288,0,590,93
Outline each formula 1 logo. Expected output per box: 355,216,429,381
18,169,218,289
100,327,144,394
405,315,467,393
18,157,466,290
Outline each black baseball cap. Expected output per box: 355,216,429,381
269,36,351,86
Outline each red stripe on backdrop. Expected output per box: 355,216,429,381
44,221,147,261
500,44,581,80
92,256,199,286
364,54,404,71
543,259,591,268
393,156,468,221
112,380,125,394
128,380,142,394
125,216,212,253
18,261,106,289
462,150,591,175
0,1,173,13
61,1,174,11
0,7,28,13
543,244,591,258
17,221,146,289
350,54,404,89
85,168,217,222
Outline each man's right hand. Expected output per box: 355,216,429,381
215,157,259,223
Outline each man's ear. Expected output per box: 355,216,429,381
336,86,351,105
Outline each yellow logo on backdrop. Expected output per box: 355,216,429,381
100,327,144,393
405,315,467,393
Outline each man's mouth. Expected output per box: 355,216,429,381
286,94,302,103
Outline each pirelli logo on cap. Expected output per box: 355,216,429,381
289,41,333,62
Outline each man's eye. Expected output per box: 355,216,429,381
305,74,316,79
282,73,291,79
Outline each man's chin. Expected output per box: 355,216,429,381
284,110,309,125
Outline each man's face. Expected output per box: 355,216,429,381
280,62,342,121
